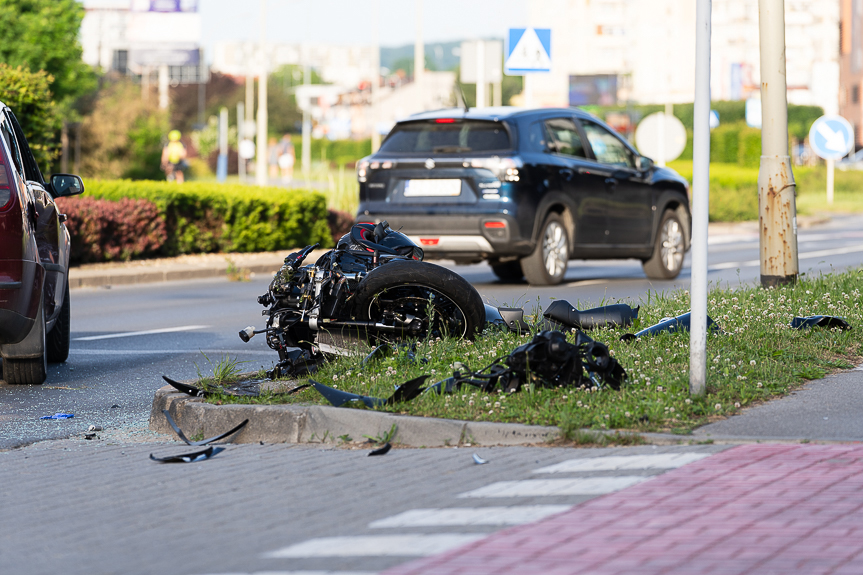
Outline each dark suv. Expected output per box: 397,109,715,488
356,107,691,285
1,101,84,384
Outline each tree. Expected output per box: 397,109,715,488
0,63,60,169
0,0,96,105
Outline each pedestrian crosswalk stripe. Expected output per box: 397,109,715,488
369,505,572,528
263,534,486,558
533,453,711,473
458,476,649,498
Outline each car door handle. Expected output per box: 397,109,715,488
604,177,618,190
559,168,574,181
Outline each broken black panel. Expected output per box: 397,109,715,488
163,375,207,397
790,316,852,331
150,446,224,463
368,442,392,456
543,301,639,331
161,409,248,446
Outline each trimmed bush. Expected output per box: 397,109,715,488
326,208,355,244
56,196,166,263
81,180,333,257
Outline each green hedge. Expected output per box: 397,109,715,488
290,136,372,166
83,180,333,256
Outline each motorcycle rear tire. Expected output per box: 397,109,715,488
353,260,485,340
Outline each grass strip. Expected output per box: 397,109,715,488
201,267,863,436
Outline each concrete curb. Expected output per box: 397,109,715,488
149,385,561,447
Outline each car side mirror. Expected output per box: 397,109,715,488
635,156,654,172
50,174,84,197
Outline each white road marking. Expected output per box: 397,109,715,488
264,534,485,558
368,505,572,528
710,243,863,271
73,325,210,341
457,476,649,498
533,453,710,474
69,349,273,356
196,572,378,575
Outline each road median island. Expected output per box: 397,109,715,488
148,266,863,446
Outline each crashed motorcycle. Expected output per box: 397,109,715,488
239,221,485,378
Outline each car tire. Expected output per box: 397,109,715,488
1,308,47,385
521,212,569,286
643,209,685,279
490,260,524,282
47,280,71,363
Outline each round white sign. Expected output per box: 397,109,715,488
238,139,256,160
634,112,687,163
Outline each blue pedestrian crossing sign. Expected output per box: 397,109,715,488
808,115,854,161
505,28,551,75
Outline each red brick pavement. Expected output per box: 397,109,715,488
383,444,863,575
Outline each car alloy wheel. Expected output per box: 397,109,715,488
542,220,568,278
659,217,684,273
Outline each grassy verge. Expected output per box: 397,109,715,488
201,267,863,435
668,160,863,221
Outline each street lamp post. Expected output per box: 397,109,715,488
255,0,268,186
689,0,712,397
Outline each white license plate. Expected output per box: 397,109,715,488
404,179,462,197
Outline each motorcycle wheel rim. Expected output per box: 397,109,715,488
364,284,470,339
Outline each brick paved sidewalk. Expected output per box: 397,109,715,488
385,444,863,575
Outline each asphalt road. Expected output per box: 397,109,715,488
1,214,862,449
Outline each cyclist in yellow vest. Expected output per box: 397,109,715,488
161,130,188,183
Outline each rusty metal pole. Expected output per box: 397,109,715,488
757,0,798,287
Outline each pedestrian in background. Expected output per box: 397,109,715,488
268,137,279,180
276,134,295,183
161,130,188,184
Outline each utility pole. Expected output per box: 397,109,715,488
237,101,246,182
414,0,424,110
371,0,381,152
217,107,228,182
245,74,254,125
302,61,311,177
689,0,711,397
158,64,169,110
757,0,798,287
255,0,268,186
476,40,486,109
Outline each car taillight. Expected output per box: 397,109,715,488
468,156,522,182
0,148,16,211
357,160,370,182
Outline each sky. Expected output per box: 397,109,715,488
83,0,529,56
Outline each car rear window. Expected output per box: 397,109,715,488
380,120,511,154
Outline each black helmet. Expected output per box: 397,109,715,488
338,221,423,260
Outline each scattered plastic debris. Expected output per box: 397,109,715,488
621,312,720,341
368,443,392,457
88,425,103,432
40,413,74,420
163,375,207,397
473,453,488,465
790,316,852,331
150,446,224,463
543,301,639,331
84,433,96,440
486,305,531,333
311,375,429,408
161,409,248,446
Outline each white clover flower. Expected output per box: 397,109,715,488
714,403,722,410
625,411,631,417
685,398,691,404
332,375,338,381
669,407,675,413
756,382,763,388
468,400,474,406
657,386,664,392
494,402,501,407
604,414,610,419
734,402,741,408
750,360,757,366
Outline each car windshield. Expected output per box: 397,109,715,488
380,120,512,153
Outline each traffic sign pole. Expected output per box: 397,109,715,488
757,0,798,288
827,159,834,204
808,116,853,205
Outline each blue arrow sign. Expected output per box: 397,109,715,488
809,115,854,161
505,28,551,74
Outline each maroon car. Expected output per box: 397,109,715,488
0,102,83,384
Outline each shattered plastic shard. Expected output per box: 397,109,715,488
149,446,224,463
310,380,386,408
473,453,488,465
621,311,719,341
368,442,392,456
162,375,207,397
161,409,249,446
40,413,74,420
544,300,639,330
790,316,852,331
